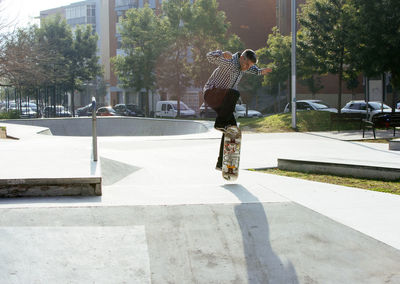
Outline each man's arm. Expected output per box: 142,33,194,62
260,68,272,75
246,65,272,75
206,50,232,65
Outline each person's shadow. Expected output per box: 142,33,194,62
223,184,299,284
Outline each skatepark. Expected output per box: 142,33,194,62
0,117,400,283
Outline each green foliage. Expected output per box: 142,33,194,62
259,168,400,195
299,0,355,112
113,5,168,115
239,111,334,132
36,15,73,86
36,15,101,114
258,27,291,89
299,75,323,98
349,0,400,90
223,34,244,53
0,110,20,119
72,25,102,88
2,26,49,87
189,0,232,88
157,0,193,116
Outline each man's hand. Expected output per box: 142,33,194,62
261,68,272,75
222,51,232,59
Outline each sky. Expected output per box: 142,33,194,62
1,0,73,31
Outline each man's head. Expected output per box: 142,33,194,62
239,49,257,71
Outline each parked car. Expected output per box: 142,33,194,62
43,106,72,118
234,104,263,118
76,103,93,117
96,106,117,116
155,101,196,118
20,107,37,119
114,104,145,117
341,101,399,119
284,100,338,113
199,103,262,118
199,103,217,118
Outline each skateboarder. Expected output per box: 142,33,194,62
203,49,271,170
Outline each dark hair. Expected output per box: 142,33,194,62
241,49,257,64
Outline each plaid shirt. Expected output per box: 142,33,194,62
203,50,262,93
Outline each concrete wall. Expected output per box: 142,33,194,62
0,117,210,136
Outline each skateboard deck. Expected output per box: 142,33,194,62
222,126,242,181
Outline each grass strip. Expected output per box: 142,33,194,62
255,168,400,195
238,111,360,132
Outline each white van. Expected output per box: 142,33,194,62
155,100,196,118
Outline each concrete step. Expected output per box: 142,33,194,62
278,158,400,180
0,177,101,197
389,138,400,151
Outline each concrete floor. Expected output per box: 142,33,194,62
0,121,400,283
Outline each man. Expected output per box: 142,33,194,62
203,49,271,170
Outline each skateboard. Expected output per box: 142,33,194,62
222,126,242,181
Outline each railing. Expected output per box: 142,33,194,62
92,97,98,161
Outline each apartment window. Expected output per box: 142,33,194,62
87,5,95,17
116,0,137,7
66,5,86,19
149,0,156,9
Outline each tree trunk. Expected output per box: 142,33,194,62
287,75,291,109
337,61,344,114
177,88,181,118
392,86,397,114
71,89,75,117
145,89,150,117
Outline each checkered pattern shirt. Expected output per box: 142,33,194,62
203,50,262,93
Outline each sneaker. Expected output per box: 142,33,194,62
215,159,222,171
214,124,235,133
214,126,226,132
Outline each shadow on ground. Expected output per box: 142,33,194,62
223,184,299,283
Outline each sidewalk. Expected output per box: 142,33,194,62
0,123,399,283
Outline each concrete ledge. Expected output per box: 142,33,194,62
278,158,400,181
0,177,102,197
1,117,210,136
389,139,400,151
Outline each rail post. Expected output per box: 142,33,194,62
92,97,98,161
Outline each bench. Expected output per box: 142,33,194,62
362,112,400,139
330,113,364,131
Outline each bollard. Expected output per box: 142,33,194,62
92,97,98,161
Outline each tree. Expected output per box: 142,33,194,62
70,25,101,116
223,34,245,54
37,15,101,116
157,0,193,117
112,5,168,116
36,15,72,88
0,26,50,88
349,0,400,109
188,0,231,88
299,0,355,113
258,27,291,105
238,73,263,114
297,30,325,99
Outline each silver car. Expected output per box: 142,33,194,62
234,104,263,118
284,100,338,113
341,101,399,119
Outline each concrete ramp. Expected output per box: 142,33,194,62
1,117,210,136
